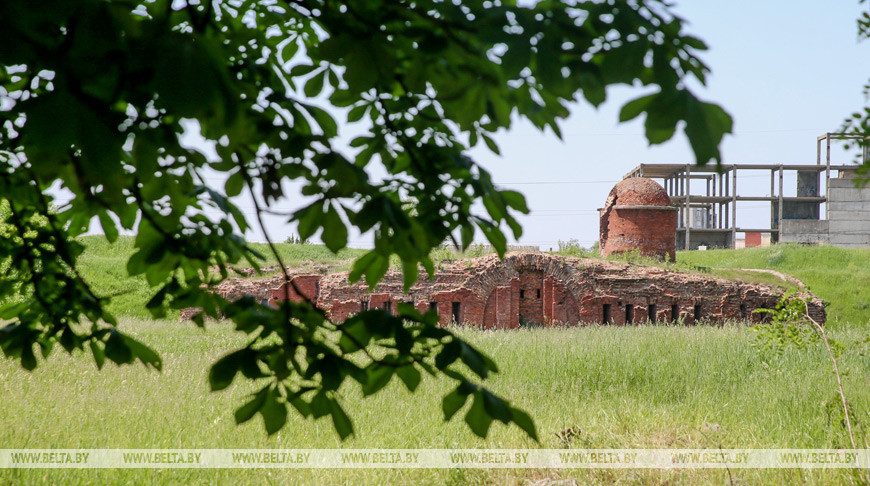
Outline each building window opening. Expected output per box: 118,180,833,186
536,289,541,299
361,300,369,312
429,301,438,311
451,302,461,324
383,301,392,315
625,304,634,324
603,304,612,324
520,290,525,299
671,304,679,322
693,304,702,322
648,304,657,323
739,303,747,318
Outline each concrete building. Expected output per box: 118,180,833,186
781,170,870,247
623,133,870,250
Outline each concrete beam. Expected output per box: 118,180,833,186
829,234,870,245
828,210,870,221
829,220,870,232
829,201,870,212
829,188,870,202
781,233,829,244
829,179,870,189
781,220,828,233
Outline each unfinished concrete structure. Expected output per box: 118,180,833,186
624,133,870,249
781,169,870,247
599,177,677,261
186,253,825,327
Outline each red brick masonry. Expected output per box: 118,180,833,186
183,253,825,327
600,177,678,262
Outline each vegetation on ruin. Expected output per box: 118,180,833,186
1,319,868,485
678,244,870,327
67,235,870,328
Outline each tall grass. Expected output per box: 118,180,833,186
1,319,868,485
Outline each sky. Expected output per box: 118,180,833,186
464,0,870,250
82,1,870,250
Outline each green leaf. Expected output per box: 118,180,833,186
481,389,511,423
401,259,419,292
459,342,490,379
464,391,494,438
260,387,287,435
684,94,733,165
123,334,162,371
329,400,354,440
442,387,470,421
600,40,649,85
235,386,270,424
209,350,242,391
289,64,318,78
20,344,37,371
89,341,106,370
310,391,331,419
225,171,245,197
482,133,500,155
396,364,421,392
363,253,390,289
304,68,326,97
500,190,528,213
510,406,539,441
321,204,348,253
363,364,393,396
619,93,656,123
347,104,369,123
294,202,324,242
104,330,133,365
98,212,119,243
435,341,462,369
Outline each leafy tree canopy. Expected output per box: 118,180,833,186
0,0,731,439
839,0,870,166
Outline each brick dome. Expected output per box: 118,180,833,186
599,177,677,261
609,177,670,207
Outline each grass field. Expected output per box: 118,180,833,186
676,244,870,327
1,320,869,484
4,238,870,484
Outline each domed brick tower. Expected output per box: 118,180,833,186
599,177,677,261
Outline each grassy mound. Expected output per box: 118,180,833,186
677,244,870,326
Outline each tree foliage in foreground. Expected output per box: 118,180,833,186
840,0,870,168
0,0,731,439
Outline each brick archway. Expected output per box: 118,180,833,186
469,254,584,328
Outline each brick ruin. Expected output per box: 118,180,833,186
185,252,826,326
600,177,678,261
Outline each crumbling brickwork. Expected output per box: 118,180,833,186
600,177,678,261
186,253,826,326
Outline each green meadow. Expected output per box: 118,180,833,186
1,238,869,484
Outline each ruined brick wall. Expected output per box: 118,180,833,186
600,177,678,261
185,253,825,326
